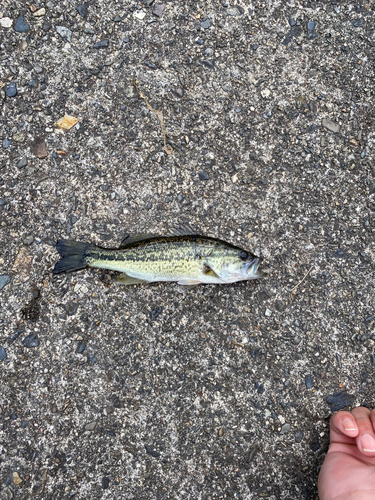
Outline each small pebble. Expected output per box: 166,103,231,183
85,421,97,431
13,472,22,485
102,477,110,489
198,171,209,181
77,342,86,354
201,19,213,29
0,346,7,361
352,19,363,28
201,60,214,69
281,423,290,434
144,61,156,69
307,20,318,39
305,375,313,389
56,26,72,42
17,157,28,169
77,3,88,18
42,21,52,32
336,353,342,368
0,17,13,28
307,21,316,31
2,138,11,149
22,334,40,348
93,39,109,49
33,8,46,17
173,88,184,98
288,18,296,27
0,275,11,290
294,430,304,443
196,39,204,45
204,48,213,57
23,236,34,246
14,15,30,33
326,391,355,412
145,445,160,458
265,308,272,317
134,10,146,20
5,82,17,97
322,118,340,133
152,4,165,17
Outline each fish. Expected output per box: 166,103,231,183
52,226,265,286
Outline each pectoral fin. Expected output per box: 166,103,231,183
116,273,147,285
177,279,202,286
202,260,223,281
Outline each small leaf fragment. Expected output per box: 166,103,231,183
55,115,78,131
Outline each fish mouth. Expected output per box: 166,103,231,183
246,257,267,279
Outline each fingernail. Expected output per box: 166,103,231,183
360,434,375,452
342,418,357,431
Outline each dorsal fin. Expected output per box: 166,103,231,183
119,233,160,248
171,223,198,236
119,224,198,248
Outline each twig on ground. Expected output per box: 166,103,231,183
132,80,173,155
290,266,314,293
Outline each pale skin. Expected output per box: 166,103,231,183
318,407,375,500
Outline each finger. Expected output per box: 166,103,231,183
330,410,359,445
352,407,375,456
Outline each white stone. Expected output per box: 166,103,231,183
33,8,46,17
0,17,13,28
134,10,146,20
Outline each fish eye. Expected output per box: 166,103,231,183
239,250,248,261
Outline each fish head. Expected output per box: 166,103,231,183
207,247,266,283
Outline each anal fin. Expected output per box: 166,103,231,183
177,279,202,287
116,273,146,285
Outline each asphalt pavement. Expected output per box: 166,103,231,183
0,1,374,499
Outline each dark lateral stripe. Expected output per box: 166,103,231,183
90,251,197,264
89,252,126,262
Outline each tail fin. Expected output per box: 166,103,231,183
53,240,93,274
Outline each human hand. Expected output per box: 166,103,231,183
318,407,375,500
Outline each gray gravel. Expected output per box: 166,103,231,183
0,0,374,499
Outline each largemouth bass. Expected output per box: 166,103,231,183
53,228,265,286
